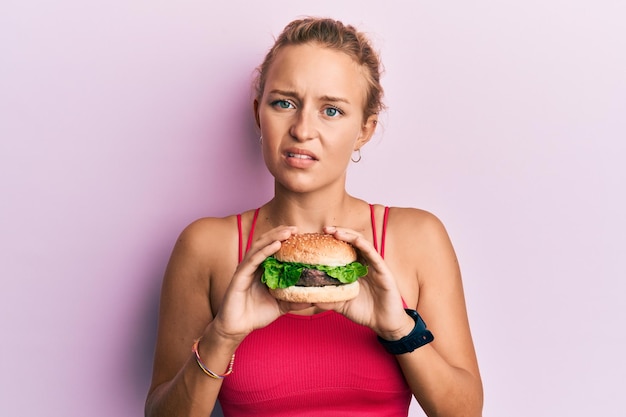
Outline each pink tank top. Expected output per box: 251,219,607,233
219,205,411,416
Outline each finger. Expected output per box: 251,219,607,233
232,226,297,288
325,227,388,275
241,226,297,265
246,225,298,258
323,225,366,245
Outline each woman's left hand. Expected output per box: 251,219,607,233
317,226,415,340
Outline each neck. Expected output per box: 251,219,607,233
264,183,361,233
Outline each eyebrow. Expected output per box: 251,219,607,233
268,89,351,105
321,95,351,105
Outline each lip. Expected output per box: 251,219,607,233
283,147,318,168
283,147,318,160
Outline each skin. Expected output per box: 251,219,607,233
145,43,483,417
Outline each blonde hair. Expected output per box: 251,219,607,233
255,17,384,119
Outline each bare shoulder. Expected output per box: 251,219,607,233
387,206,452,246
161,215,239,295
158,215,241,312
173,215,239,268
166,213,252,314
383,206,459,294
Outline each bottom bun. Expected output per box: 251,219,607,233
269,281,360,303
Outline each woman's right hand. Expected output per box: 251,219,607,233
207,225,308,343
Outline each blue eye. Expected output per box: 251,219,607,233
324,107,342,117
272,100,293,109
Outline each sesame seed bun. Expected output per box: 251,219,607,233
269,281,360,303
275,233,357,266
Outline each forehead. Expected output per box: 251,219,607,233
264,43,367,102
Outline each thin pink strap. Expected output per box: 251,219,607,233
245,208,261,253
370,204,378,253
236,214,243,263
236,208,260,262
373,205,401,306
381,206,390,259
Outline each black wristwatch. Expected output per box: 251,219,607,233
377,309,434,355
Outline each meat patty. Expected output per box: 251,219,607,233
295,268,343,287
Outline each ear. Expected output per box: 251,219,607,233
253,99,261,129
354,115,378,150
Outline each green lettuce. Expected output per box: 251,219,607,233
261,256,368,289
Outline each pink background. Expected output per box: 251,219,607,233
1,1,625,416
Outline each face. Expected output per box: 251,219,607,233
255,43,377,194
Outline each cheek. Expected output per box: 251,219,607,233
260,112,289,137
337,125,363,149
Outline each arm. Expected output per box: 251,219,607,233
324,209,483,417
145,218,301,417
392,209,483,417
144,218,236,417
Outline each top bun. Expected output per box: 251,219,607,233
275,233,357,266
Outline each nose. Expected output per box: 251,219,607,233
289,109,317,142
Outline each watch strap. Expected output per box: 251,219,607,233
377,309,434,355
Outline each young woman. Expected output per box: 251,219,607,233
145,18,483,417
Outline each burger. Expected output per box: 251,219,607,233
261,233,368,303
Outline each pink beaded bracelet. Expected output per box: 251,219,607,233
191,338,235,379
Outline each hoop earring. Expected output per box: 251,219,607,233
351,149,362,163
